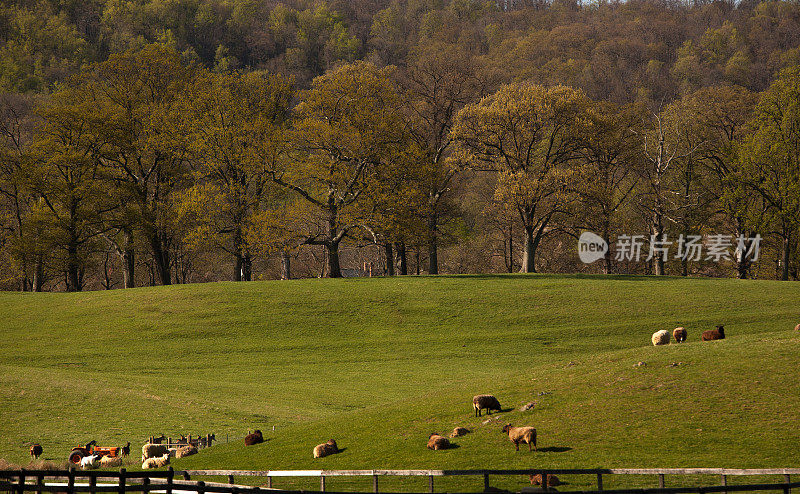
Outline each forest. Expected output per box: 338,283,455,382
2,0,800,290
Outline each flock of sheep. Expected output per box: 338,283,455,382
651,324,726,346
139,436,200,469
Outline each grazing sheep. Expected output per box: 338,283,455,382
701,325,725,341
29,444,42,460
473,394,502,416
244,430,263,446
427,434,450,450
313,439,339,458
100,455,122,468
120,442,130,457
79,454,101,470
673,327,687,343
450,427,470,438
175,445,197,459
142,453,170,469
141,443,169,461
652,330,670,346
502,424,537,452
529,474,561,487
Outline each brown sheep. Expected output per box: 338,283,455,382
795,323,799,332
313,439,339,458
29,444,42,460
100,455,122,468
529,474,561,486
502,424,537,452
450,427,470,438
673,327,687,343
426,433,451,450
701,325,725,341
244,430,263,446
473,394,501,416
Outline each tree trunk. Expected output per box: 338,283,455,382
234,254,243,282
66,240,80,292
427,212,439,275
281,250,291,280
242,253,252,281
384,243,394,276
327,241,342,278
396,242,407,275
521,224,536,273
652,212,665,276
32,255,44,292
781,234,791,281
151,234,171,285
122,245,135,288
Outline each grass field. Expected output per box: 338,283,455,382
0,274,799,491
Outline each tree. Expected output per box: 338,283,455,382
452,83,591,273
740,66,800,281
180,69,293,281
270,61,406,278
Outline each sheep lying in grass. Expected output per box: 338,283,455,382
142,453,170,469
142,443,169,461
100,455,122,468
79,454,101,470
673,327,687,343
29,444,42,460
244,430,263,446
473,395,501,416
450,427,470,438
652,330,670,346
702,325,725,341
529,474,561,486
175,445,197,458
426,434,451,450
313,439,339,458
502,424,537,452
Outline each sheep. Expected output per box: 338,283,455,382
426,433,450,450
502,424,537,452
673,327,687,343
794,323,799,332
79,454,101,470
702,325,725,341
529,474,561,487
141,443,169,461
450,427,470,438
29,444,42,460
167,448,178,458
99,455,122,468
652,330,670,346
142,453,170,469
244,430,263,446
473,394,501,417
313,439,339,458
175,445,197,458
120,442,130,457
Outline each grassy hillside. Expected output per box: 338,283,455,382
0,275,798,491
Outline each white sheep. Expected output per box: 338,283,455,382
652,330,670,346
142,453,170,469
141,443,169,461
79,453,101,470
99,455,122,468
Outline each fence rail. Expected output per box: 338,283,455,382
1,468,799,494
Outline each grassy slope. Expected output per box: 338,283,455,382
0,275,798,490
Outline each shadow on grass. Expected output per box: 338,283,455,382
537,446,572,453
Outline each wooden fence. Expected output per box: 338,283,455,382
2,468,800,494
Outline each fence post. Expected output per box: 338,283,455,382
658,474,665,489
197,480,206,494
183,472,191,481
542,473,548,492
16,468,25,494
721,474,727,494
483,474,490,492
142,475,150,494
36,474,43,494
118,468,127,494
596,473,603,491
429,475,434,493
320,475,325,492
228,476,235,485
167,467,174,494
373,474,378,494
785,474,791,494
90,473,97,494
67,466,75,494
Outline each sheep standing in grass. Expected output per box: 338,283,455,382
652,330,670,346
673,327,687,343
176,445,197,458
502,424,537,452
244,430,263,446
142,453,170,469
473,395,501,416
100,455,122,468
313,439,339,458
426,434,451,450
450,427,470,438
29,444,42,460
702,325,725,341
79,454,101,470
142,443,169,461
